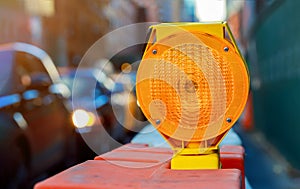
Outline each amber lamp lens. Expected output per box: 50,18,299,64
136,31,249,142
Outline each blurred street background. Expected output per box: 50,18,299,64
1,0,300,188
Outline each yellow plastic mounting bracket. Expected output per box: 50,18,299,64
144,22,246,65
171,146,220,170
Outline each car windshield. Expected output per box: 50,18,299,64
0,51,16,96
0,49,52,96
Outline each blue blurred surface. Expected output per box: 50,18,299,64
236,126,300,189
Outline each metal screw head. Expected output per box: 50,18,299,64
224,47,229,52
152,49,157,55
226,118,232,123
155,119,161,125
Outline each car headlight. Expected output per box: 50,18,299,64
72,109,95,128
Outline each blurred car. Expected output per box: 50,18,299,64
60,66,147,146
0,43,75,188
60,68,112,132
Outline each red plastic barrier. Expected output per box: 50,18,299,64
35,144,245,189
220,145,245,189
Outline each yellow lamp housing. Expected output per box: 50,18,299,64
136,22,249,170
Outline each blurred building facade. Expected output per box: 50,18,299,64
0,0,200,68
0,0,110,66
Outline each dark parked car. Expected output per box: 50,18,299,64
0,43,75,188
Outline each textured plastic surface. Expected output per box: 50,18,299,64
136,23,249,142
35,144,244,189
220,145,245,189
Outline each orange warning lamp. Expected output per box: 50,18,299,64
136,22,249,170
